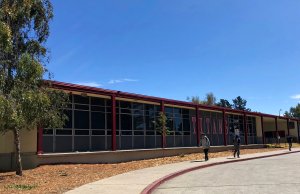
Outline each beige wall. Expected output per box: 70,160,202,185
0,128,37,154
255,116,262,138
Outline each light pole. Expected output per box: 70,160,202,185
279,109,282,116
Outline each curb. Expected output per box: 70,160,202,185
140,150,300,194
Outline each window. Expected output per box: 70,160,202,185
74,110,89,129
91,112,105,129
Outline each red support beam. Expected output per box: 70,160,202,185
37,127,43,154
275,117,278,133
195,106,200,146
287,118,290,136
298,121,300,143
222,110,227,146
111,95,117,151
160,101,166,148
261,116,265,144
243,113,248,145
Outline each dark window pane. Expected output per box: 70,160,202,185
183,132,190,135
75,104,89,110
133,109,143,115
145,104,154,112
145,116,155,131
106,100,112,107
75,130,89,135
121,114,132,131
121,131,132,135
74,110,89,129
121,108,131,114
183,119,190,131
173,108,181,116
107,130,112,135
91,97,105,106
120,101,131,109
63,110,72,128
106,107,112,113
74,95,89,104
91,112,105,129
132,103,143,110
165,107,173,116
134,131,144,135
91,106,105,112
146,131,155,135
133,115,144,130
92,130,105,135
56,129,72,135
43,129,53,135
107,114,112,129
182,109,189,115
174,117,182,131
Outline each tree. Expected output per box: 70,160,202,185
203,92,216,106
232,96,251,111
284,103,300,118
0,0,68,176
153,112,170,148
187,96,203,104
216,99,232,108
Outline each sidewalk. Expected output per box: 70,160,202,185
65,148,300,194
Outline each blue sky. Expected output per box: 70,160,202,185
47,0,300,115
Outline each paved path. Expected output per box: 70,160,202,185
154,151,300,194
65,148,300,194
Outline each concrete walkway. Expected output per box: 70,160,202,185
154,151,300,194
65,148,300,194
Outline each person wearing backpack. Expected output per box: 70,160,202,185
233,135,241,158
201,134,210,161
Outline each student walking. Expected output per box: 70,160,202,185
233,135,241,158
287,136,293,151
201,134,210,161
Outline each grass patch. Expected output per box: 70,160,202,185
6,184,37,190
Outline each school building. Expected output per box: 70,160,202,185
0,81,299,171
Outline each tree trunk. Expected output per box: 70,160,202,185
13,128,23,176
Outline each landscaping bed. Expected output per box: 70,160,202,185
0,146,292,193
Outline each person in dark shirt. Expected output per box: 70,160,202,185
233,135,241,158
287,136,293,151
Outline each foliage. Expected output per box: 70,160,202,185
203,92,216,106
232,96,251,111
0,0,68,176
187,96,203,104
284,103,300,118
216,99,232,108
153,112,170,136
7,184,37,190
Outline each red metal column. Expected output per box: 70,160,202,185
195,106,200,146
37,127,43,154
111,95,117,151
160,101,166,148
298,121,300,143
286,118,290,136
222,110,227,146
261,116,265,144
243,113,248,145
275,117,278,133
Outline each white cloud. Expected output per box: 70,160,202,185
291,94,300,99
75,82,102,87
108,78,138,84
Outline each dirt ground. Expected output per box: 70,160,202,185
0,146,292,194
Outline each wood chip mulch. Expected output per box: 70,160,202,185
0,147,288,194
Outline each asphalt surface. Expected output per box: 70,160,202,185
154,152,300,194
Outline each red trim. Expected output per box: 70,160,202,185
222,110,227,146
37,127,43,154
196,106,200,146
160,101,166,148
243,113,248,145
275,117,278,133
298,122,300,143
140,150,300,194
287,118,290,136
261,116,265,144
48,80,300,122
111,95,117,151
